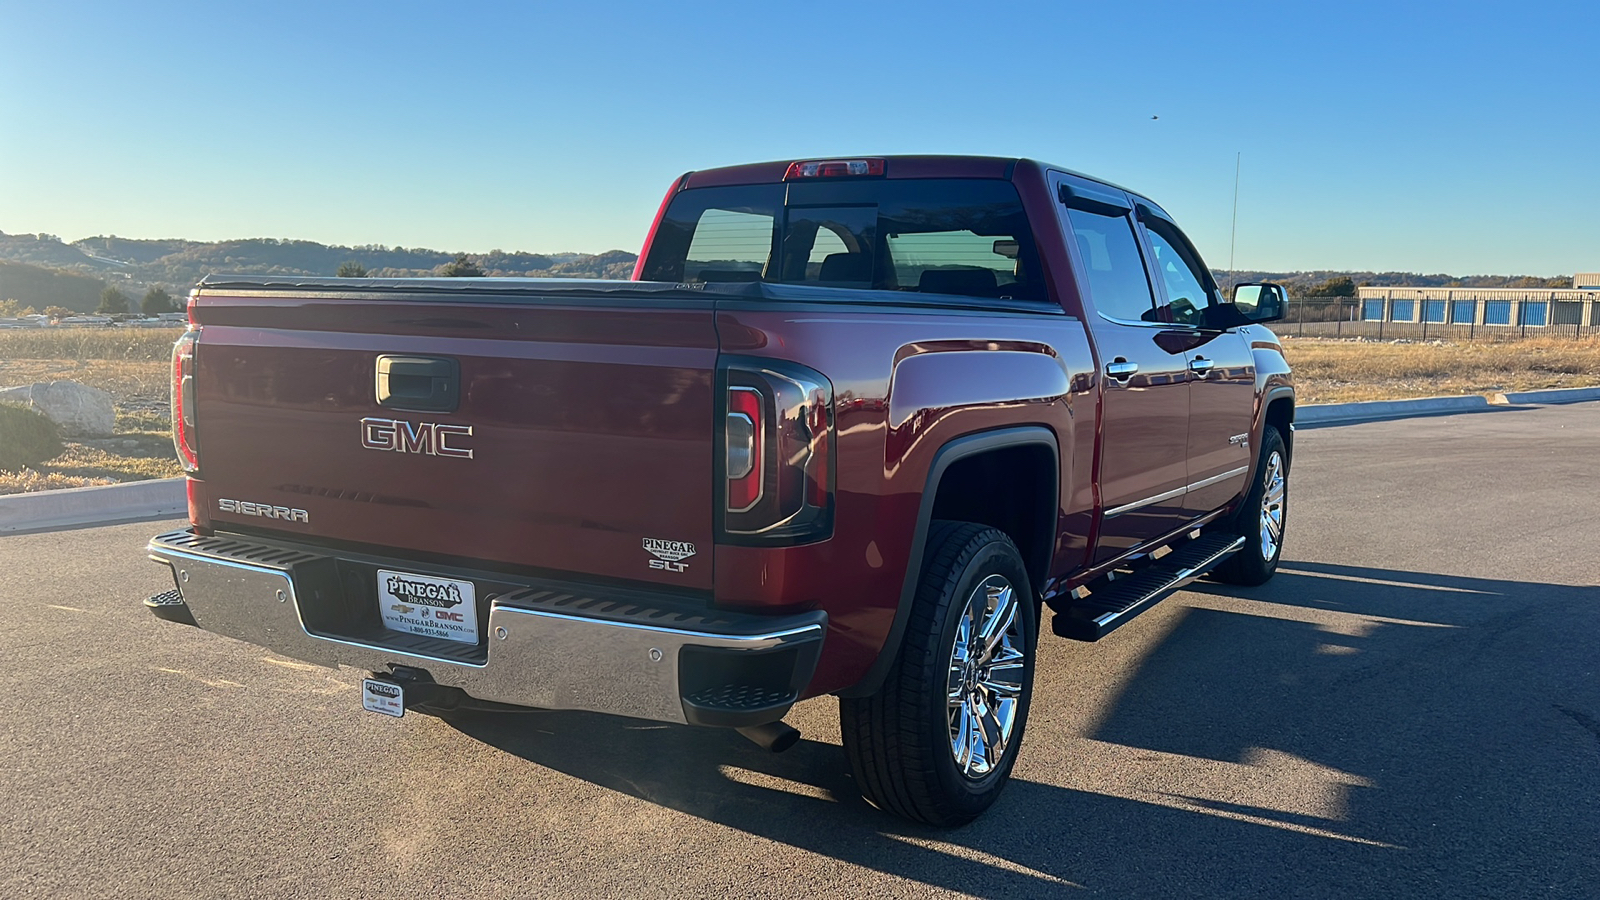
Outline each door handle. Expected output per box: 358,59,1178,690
1189,356,1215,377
1105,359,1139,382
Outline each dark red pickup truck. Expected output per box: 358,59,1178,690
147,155,1293,825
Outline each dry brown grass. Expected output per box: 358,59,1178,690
0,469,118,492
0,327,182,416
0,358,171,415
0,327,183,362
1282,336,1600,404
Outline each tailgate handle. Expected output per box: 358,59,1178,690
376,355,460,412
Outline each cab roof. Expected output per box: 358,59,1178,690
682,155,1020,189
678,155,1152,211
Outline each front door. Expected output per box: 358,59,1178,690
1137,214,1257,516
1057,178,1193,563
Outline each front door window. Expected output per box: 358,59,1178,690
1142,225,1216,327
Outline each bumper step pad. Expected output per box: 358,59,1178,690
1051,534,1245,641
143,588,196,626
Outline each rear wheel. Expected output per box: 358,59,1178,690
1211,425,1288,586
840,521,1036,826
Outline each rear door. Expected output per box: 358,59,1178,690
1055,176,1193,563
193,286,720,591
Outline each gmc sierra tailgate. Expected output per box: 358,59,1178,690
187,278,718,591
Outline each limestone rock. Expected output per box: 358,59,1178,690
0,381,116,437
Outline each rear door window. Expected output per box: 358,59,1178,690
1065,208,1157,323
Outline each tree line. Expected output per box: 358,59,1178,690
92,286,180,316
1217,270,1574,296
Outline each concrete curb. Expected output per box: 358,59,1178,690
1492,386,1600,406
0,478,186,534
1298,395,1490,426
1300,385,1600,428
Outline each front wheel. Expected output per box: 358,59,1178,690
1211,424,1288,586
840,521,1036,826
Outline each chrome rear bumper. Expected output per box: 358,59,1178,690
147,530,824,727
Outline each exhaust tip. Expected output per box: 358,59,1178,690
737,720,801,753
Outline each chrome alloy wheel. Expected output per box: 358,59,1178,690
946,574,1027,779
1259,450,1286,561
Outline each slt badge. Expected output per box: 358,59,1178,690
644,538,696,573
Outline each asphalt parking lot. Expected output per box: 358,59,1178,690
3,403,1597,899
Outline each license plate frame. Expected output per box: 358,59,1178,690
376,568,480,646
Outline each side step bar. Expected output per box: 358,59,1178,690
1051,535,1246,641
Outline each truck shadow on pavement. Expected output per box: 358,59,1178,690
447,561,1600,898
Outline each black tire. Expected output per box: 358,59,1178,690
840,521,1036,826
1211,425,1288,586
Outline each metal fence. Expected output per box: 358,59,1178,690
1275,298,1600,341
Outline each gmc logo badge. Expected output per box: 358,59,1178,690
361,417,474,459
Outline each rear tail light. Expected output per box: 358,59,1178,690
783,158,886,180
171,329,200,474
726,387,763,512
721,359,833,544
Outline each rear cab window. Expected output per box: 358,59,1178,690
640,178,1046,303
682,207,774,282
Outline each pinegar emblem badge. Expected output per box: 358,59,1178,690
643,538,696,573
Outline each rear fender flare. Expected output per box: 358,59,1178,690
836,425,1058,698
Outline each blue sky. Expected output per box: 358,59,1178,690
1,0,1595,274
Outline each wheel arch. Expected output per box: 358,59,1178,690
1262,387,1295,465
837,425,1058,698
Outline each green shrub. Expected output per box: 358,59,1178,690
0,403,62,471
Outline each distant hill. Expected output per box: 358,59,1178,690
0,232,639,303
1215,269,1572,294
0,229,1575,313
0,260,106,313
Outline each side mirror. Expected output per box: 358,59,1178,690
1230,282,1287,324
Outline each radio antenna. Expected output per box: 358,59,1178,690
1228,152,1241,272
